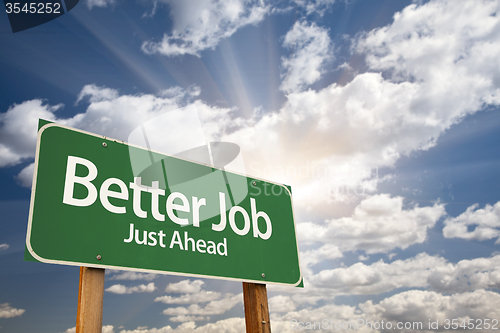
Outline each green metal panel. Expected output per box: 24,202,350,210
26,121,302,286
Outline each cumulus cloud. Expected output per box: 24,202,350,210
292,0,336,16
0,87,162,168
5,0,500,208
155,291,221,304
155,279,238,322
85,0,114,10
15,162,34,188
142,0,268,57
0,100,60,167
0,303,25,318
104,324,190,333
357,0,500,100
299,243,343,277
164,279,205,294
103,326,115,333
189,318,246,333
105,282,156,294
0,84,233,187
360,289,500,332
427,255,500,293
443,201,500,242
223,0,500,207
3,0,500,207
272,289,500,333
168,315,208,323
63,85,229,143
76,84,119,103
298,194,445,254
162,293,243,321
271,302,369,332
63,325,114,333
285,253,500,302
6,1,500,331
280,21,332,93
117,318,245,333
307,253,445,296
108,271,158,281
269,295,296,313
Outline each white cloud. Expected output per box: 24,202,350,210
272,289,500,333
280,21,332,93
76,84,119,103
0,303,25,318
297,194,445,254
0,244,9,251
115,322,195,333
188,318,246,333
157,280,236,321
155,291,221,304
2,0,500,205
162,293,242,317
6,0,500,210
357,0,500,104
299,243,343,278
118,318,245,333
142,0,268,57
165,279,205,294
0,100,60,167
360,289,500,332
0,85,232,186
6,0,500,331
427,255,500,293
443,201,500,242
109,271,158,281
63,86,210,143
169,315,208,323
64,325,114,333
86,0,114,10
142,0,158,19
269,295,296,313
292,0,336,16
224,0,500,207
105,282,156,294
2,8,500,321
15,162,34,188
387,253,397,260
271,302,367,333
307,252,445,296
286,253,500,302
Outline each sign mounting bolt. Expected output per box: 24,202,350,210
261,273,265,278
102,142,107,148
96,255,102,260
253,181,256,185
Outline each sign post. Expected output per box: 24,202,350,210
26,121,302,332
243,282,271,333
76,267,105,333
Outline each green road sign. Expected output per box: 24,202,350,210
26,121,302,286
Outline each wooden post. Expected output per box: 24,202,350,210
76,267,105,333
243,282,271,333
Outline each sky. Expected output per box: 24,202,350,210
1,0,500,332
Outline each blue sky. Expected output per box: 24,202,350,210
1,0,500,332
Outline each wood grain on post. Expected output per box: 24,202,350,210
76,267,105,333
243,282,271,333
